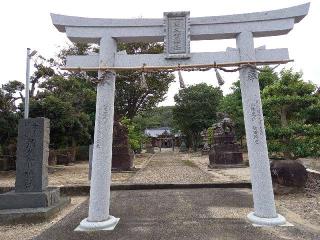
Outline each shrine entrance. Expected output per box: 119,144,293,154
51,3,309,231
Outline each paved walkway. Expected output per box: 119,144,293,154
34,188,317,240
4,151,320,239
130,150,216,184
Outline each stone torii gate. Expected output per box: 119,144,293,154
51,3,309,231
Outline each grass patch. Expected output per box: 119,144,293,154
183,159,197,168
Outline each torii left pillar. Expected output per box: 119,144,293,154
75,37,120,231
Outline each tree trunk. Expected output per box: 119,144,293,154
70,137,77,162
192,133,198,152
280,106,293,159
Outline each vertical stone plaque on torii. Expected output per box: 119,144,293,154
164,11,190,59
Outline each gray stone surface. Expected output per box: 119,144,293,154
15,118,50,192
51,3,309,42
164,11,190,59
55,3,310,70
0,118,69,221
88,144,93,180
67,48,290,70
0,196,70,223
0,187,60,209
87,37,117,224
237,32,278,220
209,117,243,166
34,188,318,240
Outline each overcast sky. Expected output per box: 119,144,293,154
0,0,318,106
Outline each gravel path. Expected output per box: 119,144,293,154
188,152,251,183
0,154,151,188
130,149,216,184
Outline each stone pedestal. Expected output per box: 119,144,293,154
201,143,210,155
112,121,134,170
0,118,69,223
0,187,61,209
209,132,243,167
88,121,134,179
179,137,188,153
145,142,155,154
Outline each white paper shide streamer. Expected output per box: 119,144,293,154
215,68,225,86
140,72,148,89
178,70,186,88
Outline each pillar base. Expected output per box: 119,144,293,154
74,215,120,231
247,212,286,226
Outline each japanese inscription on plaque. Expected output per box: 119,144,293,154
164,11,190,59
15,118,49,192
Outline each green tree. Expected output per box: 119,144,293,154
29,74,96,149
1,42,174,151
59,42,175,119
133,106,174,130
0,88,19,149
115,43,175,119
262,68,319,158
121,117,146,152
219,67,279,145
305,88,320,124
173,83,223,150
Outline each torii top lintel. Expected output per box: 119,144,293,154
51,3,309,71
51,3,309,44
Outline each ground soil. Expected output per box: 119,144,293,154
0,196,88,240
0,153,152,188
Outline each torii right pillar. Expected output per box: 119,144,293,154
237,31,286,226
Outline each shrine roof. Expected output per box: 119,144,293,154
145,128,174,138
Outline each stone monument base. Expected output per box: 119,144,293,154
112,152,134,171
247,212,287,226
75,215,120,231
0,187,60,209
0,187,70,223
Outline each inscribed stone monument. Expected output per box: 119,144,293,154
0,118,69,222
15,118,49,192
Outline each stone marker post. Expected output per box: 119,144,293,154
236,32,286,225
0,118,68,222
75,37,120,231
15,118,49,192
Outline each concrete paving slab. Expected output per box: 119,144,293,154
34,188,291,240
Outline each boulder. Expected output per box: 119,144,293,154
270,160,308,188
